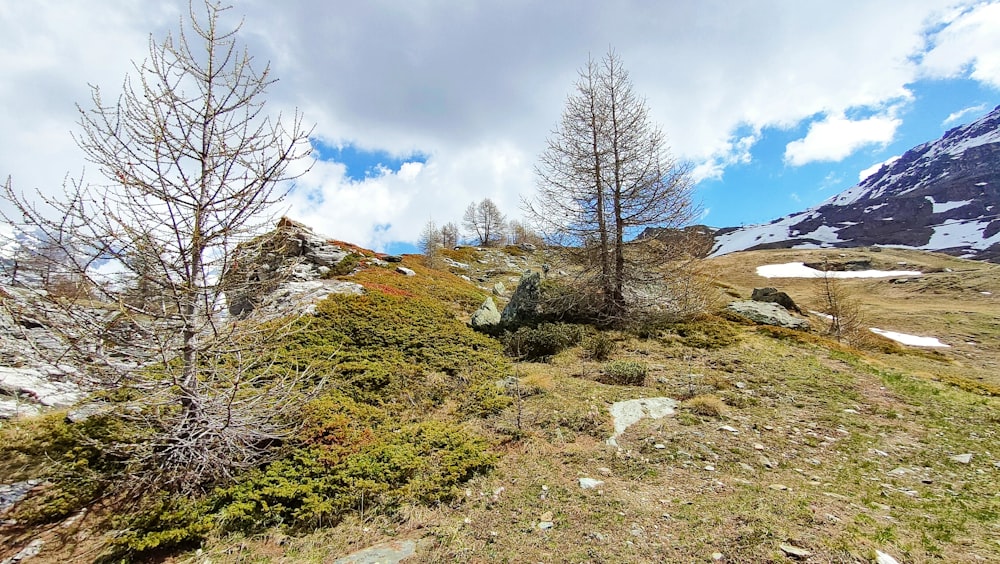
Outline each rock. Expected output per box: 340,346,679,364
383,255,403,263
470,297,501,329
396,266,416,277
718,425,739,433
330,539,419,564
607,397,679,447
492,281,506,296
0,480,41,514
875,550,901,564
519,243,537,252
65,402,111,423
768,484,789,491
726,301,810,330
500,272,542,324
2,539,44,563
779,543,811,559
0,367,84,413
579,478,604,489
538,521,554,530
950,453,973,464
750,287,803,313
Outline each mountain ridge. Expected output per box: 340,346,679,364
710,105,1000,262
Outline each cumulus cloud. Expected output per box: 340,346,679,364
784,112,901,166
920,2,1000,87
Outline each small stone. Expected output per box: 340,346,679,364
738,462,755,473
734,381,746,389
597,467,612,475
950,453,973,464
873,449,889,457
768,484,789,491
579,478,604,489
887,467,908,476
704,465,715,471
779,543,811,559
540,511,553,522
538,521,554,530
718,425,739,433
654,443,666,449
843,408,859,414
753,443,765,451
876,550,901,564
712,552,724,561
396,266,416,276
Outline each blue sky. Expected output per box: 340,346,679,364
2,1,1000,253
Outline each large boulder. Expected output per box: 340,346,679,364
470,297,501,329
750,287,802,314
726,300,810,330
500,272,542,324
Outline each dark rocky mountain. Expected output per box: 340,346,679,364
710,105,1000,263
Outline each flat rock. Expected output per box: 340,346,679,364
579,477,604,489
779,543,811,559
950,453,973,464
606,397,679,447
396,266,416,277
726,300,810,330
331,539,419,564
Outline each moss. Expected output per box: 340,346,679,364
667,314,742,349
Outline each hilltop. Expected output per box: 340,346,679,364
1,233,999,563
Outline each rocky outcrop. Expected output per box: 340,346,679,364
750,287,802,314
726,300,810,330
500,272,542,324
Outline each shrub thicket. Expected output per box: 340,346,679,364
600,360,648,385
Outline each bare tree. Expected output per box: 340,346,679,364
814,261,867,345
419,218,443,267
1,1,312,492
527,49,695,322
440,221,460,249
507,219,543,247
463,198,507,247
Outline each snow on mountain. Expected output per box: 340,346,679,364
710,105,1000,263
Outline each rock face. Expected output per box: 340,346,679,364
750,287,802,314
712,105,1000,262
726,300,810,330
470,297,501,329
500,272,542,324
225,218,362,317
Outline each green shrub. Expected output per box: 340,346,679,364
500,322,586,360
600,360,648,385
667,315,742,349
324,252,362,277
583,332,617,360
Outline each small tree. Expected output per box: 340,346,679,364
528,48,695,323
1,1,312,492
814,261,867,345
419,218,444,267
508,219,543,247
440,221,460,249
463,198,507,247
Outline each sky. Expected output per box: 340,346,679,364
1,1,999,255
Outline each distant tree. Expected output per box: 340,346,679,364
507,219,543,247
814,260,867,345
440,221,460,249
419,218,444,267
463,198,507,247
1,1,312,492
527,48,695,322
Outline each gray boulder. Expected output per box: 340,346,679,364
501,272,542,324
470,297,501,329
726,300,810,330
751,287,802,314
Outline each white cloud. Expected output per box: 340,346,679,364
920,2,1000,88
1,0,997,249
784,113,901,166
942,104,988,126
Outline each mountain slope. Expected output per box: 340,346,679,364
712,105,1000,262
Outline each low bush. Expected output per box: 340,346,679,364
600,359,648,386
499,322,586,360
583,332,617,360
684,394,725,417
668,315,742,349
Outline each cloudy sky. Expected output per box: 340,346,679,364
2,1,999,253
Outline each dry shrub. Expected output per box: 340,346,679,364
685,394,725,417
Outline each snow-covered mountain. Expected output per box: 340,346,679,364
711,105,1000,263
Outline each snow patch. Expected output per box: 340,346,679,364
869,328,950,348
925,196,972,214
756,262,922,279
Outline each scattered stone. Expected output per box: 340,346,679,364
579,478,604,489
65,402,111,424
738,462,755,473
779,543,812,559
1,539,44,563
753,443,765,451
726,300,810,330
331,539,419,564
712,552,724,561
492,281,506,296
606,397,679,447
704,465,716,472
396,266,416,277
654,443,666,449
383,255,403,263
768,484,789,491
718,425,739,433
0,480,41,514
597,467,612,475
470,297,501,329
950,453,973,464
734,381,746,389
873,449,889,457
876,550,901,564
538,521,554,531
843,408,859,414
887,467,909,477
759,456,776,469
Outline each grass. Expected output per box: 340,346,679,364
3,247,1000,562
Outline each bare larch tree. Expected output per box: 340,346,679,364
1,0,312,491
528,49,695,321
463,198,507,247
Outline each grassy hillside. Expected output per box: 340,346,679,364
2,247,998,563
